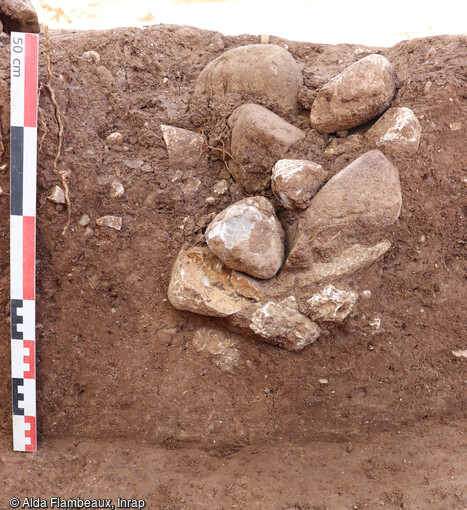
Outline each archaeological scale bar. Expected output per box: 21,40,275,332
10,32,39,452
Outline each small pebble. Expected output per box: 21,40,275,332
260,34,270,44
105,132,123,145
213,179,229,195
78,214,90,227
452,350,467,359
81,50,101,63
49,185,66,204
361,290,372,300
423,81,432,95
336,130,348,138
449,122,462,131
110,180,125,198
96,215,122,230
318,378,329,385
83,227,94,238
205,196,216,205
419,234,426,242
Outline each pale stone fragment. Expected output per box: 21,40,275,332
49,185,66,204
227,297,321,352
366,107,422,157
295,242,392,287
193,328,240,371
96,215,122,230
306,284,358,323
271,159,328,210
167,247,247,318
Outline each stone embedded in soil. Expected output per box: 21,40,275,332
96,215,122,230
306,284,358,323
195,44,303,116
110,180,125,198
310,54,396,134
48,185,66,204
0,0,40,34
105,132,123,145
287,150,401,268
227,297,321,352
82,50,101,63
167,246,248,318
365,107,422,157
205,196,285,280
271,159,328,210
295,241,392,287
160,124,207,170
78,214,90,227
193,328,240,371
229,271,263,301
228,104,305,194
323,134,363,157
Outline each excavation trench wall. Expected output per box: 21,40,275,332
0,26,465,447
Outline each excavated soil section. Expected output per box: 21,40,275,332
0,26,466,508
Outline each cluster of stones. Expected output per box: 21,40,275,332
167,43,422,352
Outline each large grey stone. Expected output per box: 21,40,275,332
310,55,396,133
205,196,285,279
287,150,401,268
195,44,303,116
228,104,305,193
365,107,422,157
167,247,248,317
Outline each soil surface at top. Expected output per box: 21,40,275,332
0,25,466,509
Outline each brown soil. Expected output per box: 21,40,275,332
0,25,466,509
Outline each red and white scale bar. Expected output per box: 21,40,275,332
10,32,39,452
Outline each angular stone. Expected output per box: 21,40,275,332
271,159,328,210
160,124,207,170
323,134,363,158
82,50,101,64
306,284,358,323
78,214,90,227
167,247,247,318
110,180,124,198
96,215,122,230
287,150,401,268
365,107,422,157
195,44,303,116
296,241,392,286
228,104,305,193
228,297,321,352
48,185,66,204
205,196,285,279
105,132,123,145
230,271,263,301
193,328,240,371
310,54,396,133
0,0,40,34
